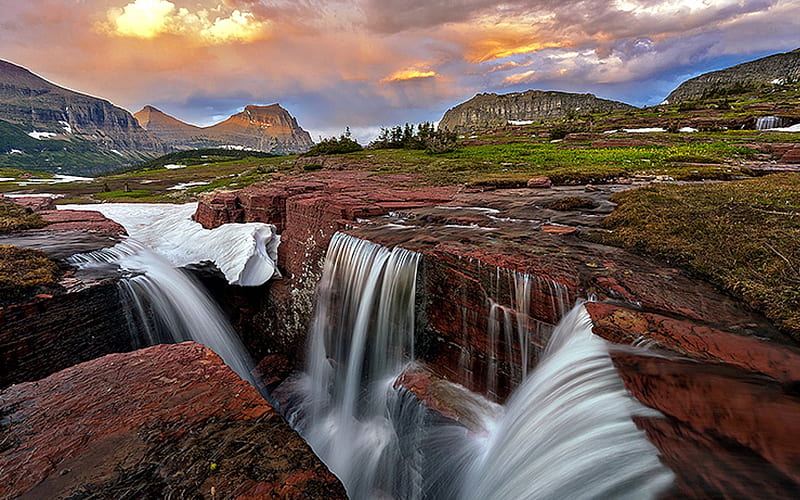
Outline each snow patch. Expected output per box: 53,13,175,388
59,120,73,134
679,127,698,133
8,149,24,155
59,203,280,286
623,128,666,133
27,131,58,140
163,164,187,169
16,174,93,186
768,123,800,132
168,181,210,191
508,120,535,126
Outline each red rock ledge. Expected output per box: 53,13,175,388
0,342,346,499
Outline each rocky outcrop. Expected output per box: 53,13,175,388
0,59,166,172
439,90,636,132
665,48,800,103
135,104,314,154
0,342,346,499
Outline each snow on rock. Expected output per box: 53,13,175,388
59,203,280,286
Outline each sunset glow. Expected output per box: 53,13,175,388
0,0,798,139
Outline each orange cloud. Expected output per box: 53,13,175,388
380,67,437,84
103,0,270,44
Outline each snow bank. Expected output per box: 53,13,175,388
623,128,666,133
59,203,280,286
768,123,800,132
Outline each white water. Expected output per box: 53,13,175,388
69,240,255,385
465,305,673,500
60,203,279,286
291,232,673,499
296,233,421,499
756,116,787,130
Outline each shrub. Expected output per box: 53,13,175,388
305,128,363,156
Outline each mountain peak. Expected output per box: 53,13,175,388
136,103,313,154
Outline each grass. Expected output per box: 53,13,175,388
597,173,800,339
0,245,60,304
0,199,48,234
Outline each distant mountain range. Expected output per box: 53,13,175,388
134,104,313,154
0,59,313,174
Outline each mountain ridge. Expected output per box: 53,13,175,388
439,90,637,132
664,48,800,103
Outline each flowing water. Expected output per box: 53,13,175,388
288,232,673,499
756,115,788,130
69,239,255,385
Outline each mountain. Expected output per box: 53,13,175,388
0,59,166,174
440,90,637,132
665,48,800,104
135,104,314,154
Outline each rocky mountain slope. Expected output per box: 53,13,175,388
440,90,636,132
665,48,800,103
0,59,166,174
135,104,314,155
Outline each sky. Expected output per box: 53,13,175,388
1,0,799,142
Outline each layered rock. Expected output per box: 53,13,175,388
665,48,800,103
0,342,346,499
0,59,166,172
0,203,128,387
135,104,314,154
439,90,636,132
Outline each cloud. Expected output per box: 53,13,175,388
104,0,270,44
503,70,537,85
380,67,437,84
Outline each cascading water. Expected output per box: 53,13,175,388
464,304,673,500
290,232,673,500
69,239,255,385
293,233,421,499
756,115,788,130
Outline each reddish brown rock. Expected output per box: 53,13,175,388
541,224,578,235
526,176,552,188
38,209,126,237
612,352,800,492
0,342,346,499
2,195,56,211
587,302,800,383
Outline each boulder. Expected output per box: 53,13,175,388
526,176,552,188
0,342,346,499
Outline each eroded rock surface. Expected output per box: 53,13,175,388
0,342,346,499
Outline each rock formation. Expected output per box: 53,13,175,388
0,342,346,499
439,90,636,132
664,48,800,103
135,104,314,154
0,59,166,172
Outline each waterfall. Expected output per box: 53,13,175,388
464,304,673,500
294,233,421,499
292,232,672,499
756,116,788,130
69,239,255,385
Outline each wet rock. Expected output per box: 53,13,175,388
0,342,346,499
526,176,552,188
